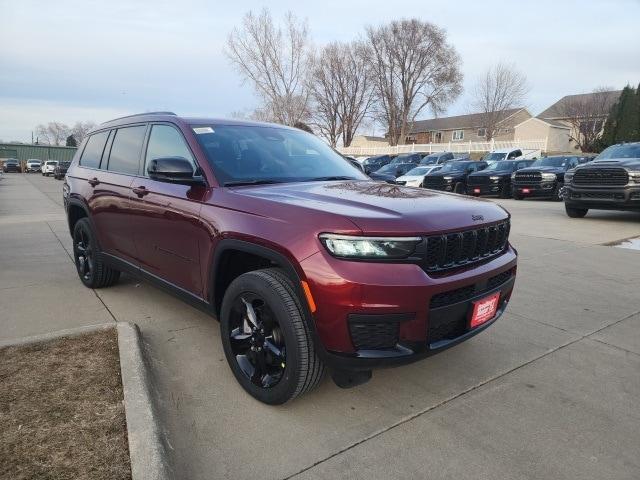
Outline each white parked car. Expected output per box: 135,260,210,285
42,160,59,176
395,165,442,187
25,159,42,173
483,147,540,164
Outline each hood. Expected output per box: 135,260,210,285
227,180,508,235
517,166,565,174
590,158,640,168
469,170,511,177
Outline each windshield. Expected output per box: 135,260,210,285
596,144,640,160
375,164,396,174
391,154,417,164
483,161,513,171
60,162,71,167
404,167,431,176
485,152,507,161
531,157,571,168
28,160,41,164
436,162,468,173
7,160,18,164
193,124,367,185
364,155,389,164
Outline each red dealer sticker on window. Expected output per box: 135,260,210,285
469,292,500,328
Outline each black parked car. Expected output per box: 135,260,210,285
422,161,488,194
361,155,393,174
419,151,469,166
563,142,640,217
369,162,418,183
467,159,535,198
53,161,71,180
2,159,21,173
511,156,592,201
390,153,422,165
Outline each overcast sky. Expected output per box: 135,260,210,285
1,0,639,142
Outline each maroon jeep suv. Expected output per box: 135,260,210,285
63,112,517,404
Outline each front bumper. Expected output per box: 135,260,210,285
563,184,640,210
468,182,502,195
512,181,557,197
300,246,517,371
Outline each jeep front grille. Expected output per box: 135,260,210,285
423,220,510,273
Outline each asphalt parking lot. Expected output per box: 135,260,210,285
2,172,640,480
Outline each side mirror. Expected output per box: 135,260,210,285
147,157,205,186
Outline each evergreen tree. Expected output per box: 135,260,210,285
66,134,77,147
599,84,640,148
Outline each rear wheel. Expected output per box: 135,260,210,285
220,268,325,404
565,205,588,218
72,218,120,288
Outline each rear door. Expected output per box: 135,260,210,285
81,125,146,265
128,123,208,296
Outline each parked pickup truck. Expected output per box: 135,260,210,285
511,155,593,201
483,148,540,163
422,160,488,194
26,159,42,173
467,159,535,198
562,142,640,217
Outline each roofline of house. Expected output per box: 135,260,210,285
514,117,571,130
410,107,530,133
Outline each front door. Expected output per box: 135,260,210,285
128,123,209,296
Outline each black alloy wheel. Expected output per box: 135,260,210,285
228,293,287,389
73,222,94,284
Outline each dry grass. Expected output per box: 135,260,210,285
0,329,131,480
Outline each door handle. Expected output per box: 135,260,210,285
88,177,100,187
132,186,149,198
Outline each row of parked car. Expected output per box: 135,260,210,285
1,158,71,179
346,149,596,202
346,142,640,217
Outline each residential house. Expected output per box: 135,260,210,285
406,108,531,144
537,90,621,151
514,117,571,153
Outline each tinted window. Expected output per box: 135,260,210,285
595,144,640,160
107,126,146,175
193,124,367,185
145,124,194,173
80,131,109,168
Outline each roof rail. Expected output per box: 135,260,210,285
101,111,177,124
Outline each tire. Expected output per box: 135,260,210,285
72,218,120,288
454,182,466,194
220,268,325,404
512,192,523,200
499,184,511,199
565,205,588,218
553,182,564,202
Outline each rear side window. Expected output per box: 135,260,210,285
107,126,147,175
80,131,109,168
145,124,194,173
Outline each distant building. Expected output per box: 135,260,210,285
514,118,571,153
349,135,389,148
406,108,532,144
537,90,621,151
0,143,77,162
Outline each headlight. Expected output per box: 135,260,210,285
510,173,516,180
628,172,640,183
319,233,421,259
490,176,500,181
443,176,453,181
541,173,556,181
564,171,574,183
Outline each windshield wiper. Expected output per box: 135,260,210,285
223,179,285,187
305,176,357,182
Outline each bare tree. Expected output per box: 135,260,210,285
365,19,462,146
71,121,97,145
35,122,71,146
226,9,312,126
308,44,344,146
556,87,616,151
471,62,529,141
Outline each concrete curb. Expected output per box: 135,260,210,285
117,322,173,480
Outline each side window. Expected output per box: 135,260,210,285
507,150,521,159
145,124,195,174
452,130,464,141
107,126,147,175
79,131,109,169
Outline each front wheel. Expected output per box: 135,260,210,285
565,205,588,218
454,182,466,194
220,268,325,404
